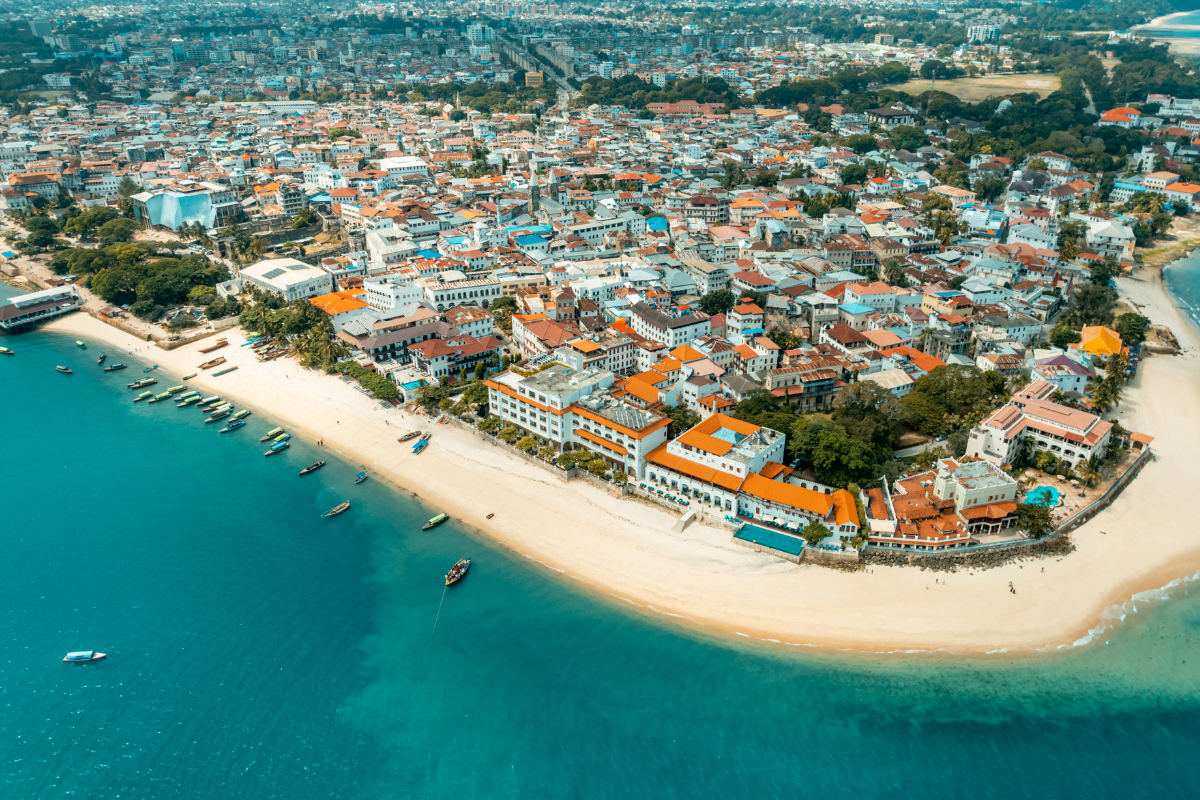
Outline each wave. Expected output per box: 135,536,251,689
1053,568,1200,650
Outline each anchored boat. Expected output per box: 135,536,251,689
205,407,232,423
128,377,156,389
445,558,471,586
259,426,284,442
423,512,449,530
75,340,85,348
323,502,350,518
104,363,127,372
147,392,172,403
55,365,72,374
355,472,368,484
133,391,153,401
220,419,246,433
0,346,13,355
63,651,105,663
231,409,250,420
265,441,290,456
143,364,158,373
97,352,106,364
299,461,325,476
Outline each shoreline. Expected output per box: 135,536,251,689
29,290,1200,656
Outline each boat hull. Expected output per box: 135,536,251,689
445,559,470,586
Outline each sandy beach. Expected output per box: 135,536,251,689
1132,12,1200,57
35,284,1200,654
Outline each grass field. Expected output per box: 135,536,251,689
891,74,1062,101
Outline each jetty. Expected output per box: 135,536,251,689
0,286,83,332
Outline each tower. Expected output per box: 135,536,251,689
529,170,540,214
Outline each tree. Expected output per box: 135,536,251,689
720,160,747,190
695,289,737,315
663,404,700,438
62,206,120,239
840,163,868,186
291,207,318,228
515,435,537,452
1027,157,1049,171
327,127,362,140
888,125,929,152
498,425,520,443
538,445,557,460
947,431,968,458
1035,451,1057,472
801,520,831,546
588,459,609,477
882,257,911,288
767,326,800,351
973,175,1005,204
1016,502,1055,539
490,295,518,333
479,415,502,433
789,418,881,488
1048,323,1082,349
117,177,139,198
97,218,139,245
1114,312,1150,345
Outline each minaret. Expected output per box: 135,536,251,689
529,169,540,214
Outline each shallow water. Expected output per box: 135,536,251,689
2,292,1198,798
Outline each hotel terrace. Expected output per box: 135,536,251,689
643,414,860,538
966,380,1114,468
485,365,670,478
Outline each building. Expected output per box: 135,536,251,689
485,365,670,477
241,257,333,301
965,380,1114,468
628,302,710,348
0,285,82,331
408,332,502,379
525,72,543,88
417,273,502,311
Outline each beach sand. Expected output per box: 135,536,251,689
39,288,1200,654
1132,12,1200,57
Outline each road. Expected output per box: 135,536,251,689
892,441,945,460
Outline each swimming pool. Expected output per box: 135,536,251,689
1027,485,1062,506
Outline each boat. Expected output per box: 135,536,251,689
0,346,13,355
196,395,219,406
143,364,158,373
417,432,431,443
205,408,231,423
322,502,351,518
177,390,199,400
355,472,368,484
56,365,72,374
231,409,250,420
176,396,200,407
412,439,429,455
97,353,106,364
445,558,471,586
63,651,105,663
298,461,325,476
165,385,185,394
397,430,422,442
486,513,494,520
128,378,156,389
259,426,284,442
133,391,153,401
265,441,290,456
103,363,127,372
273,433,291,444
147,392,172,403
212,366,238,376
182,373,197,380
75,340,85,348
199,399,226,410
198,356,227,370
198,337,229,354
220,419,246,433
422,512,449,530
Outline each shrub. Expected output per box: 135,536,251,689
612,471,628,484
588,459,608,477
539,445,557,460
515,436,537,452
498,425,520,443
479,415,502,433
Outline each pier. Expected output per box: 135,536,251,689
0,286,83,332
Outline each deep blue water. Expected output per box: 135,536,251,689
3,286,1200,798
1164,250,1200,329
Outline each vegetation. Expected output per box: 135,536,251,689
341,361,398,400
662,404,700,438
239,297,352,373
900,365,1004,438
801,520,832,546
1015,502,1055,539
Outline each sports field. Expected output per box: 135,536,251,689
892,74,1061,101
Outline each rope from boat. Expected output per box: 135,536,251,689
430,584,448,638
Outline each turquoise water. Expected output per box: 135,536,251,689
1165,250,1200,329
3,287,1200,797
1027,485,1062,506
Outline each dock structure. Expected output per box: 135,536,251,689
0,286,83,332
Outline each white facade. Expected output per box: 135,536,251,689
241,257,333,302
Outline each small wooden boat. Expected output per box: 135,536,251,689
323,501,351,518
265,441,290,456
128,377,156,388
103,363,127,372
133,391,153,401
182,373,197,380
177,396,200,407
212,366,238,376
196,395,219,406
397,430,422,442
165,385,185,394
445,558,470,586
0,346,13,355
259,426,284,442
423,512,448,531
299,461,325,476
63,651,105,663
198,337,229,354
355,472,368,484
75,340,86,348
231,409,250,420
55,365,72,374
412,439,429,455
97,352,106,364
220,419,246,433
143,364,158,373
205,408,231,423
198,356,227,370
486,513,494,520
147,392,172,403
273,433,290,444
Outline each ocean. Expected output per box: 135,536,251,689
1164,249,1200,329
3,284,1200,799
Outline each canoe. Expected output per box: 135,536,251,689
97,353,106,364
182,373,197,380
397,431,422,442
198,356,227,370
198,338,229,354
212,366,238,376
322,501,350,518
298,461,325,476
144,365,158,373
